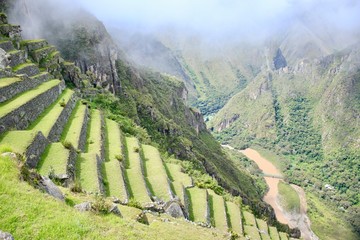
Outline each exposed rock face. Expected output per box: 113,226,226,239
164,201,185,218
74,202,92,212
109,204,122,217
0,48,9,68
273,48,287,70
40,177,64,201
0,231,14,240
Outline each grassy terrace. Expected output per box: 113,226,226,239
0,79,61,118
269,226,281,240
12,62,36,72
208,189,228,232
165,162,192,203
79,110,103,193
226,201,243,235
78,152,100,193
244,225,261,240
0,130,35,154
0,77,22,88
243,210,256,226
125,137,151,203
279,232,289,240
105,118,122,161
38,143,69,177
187,187,208,223
257,218,271,240
30,89,74,137
86,109,102,154
142,144,171,202
0,155,227,240
104,118,128,200
61,103,87,150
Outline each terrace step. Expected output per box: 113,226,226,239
269,226,281,240
21,39,48,52
257,218,271,240
225,201,243,235
0,130,49,168
8,49,26,67
30,71,51,83
0,40,15,52
0,79,64,135
78,110,104,194
279,232,289,240
104,118,128,202
30,45,56,63
124,136,152,204
13,63,40,77
186,187,210,224
29,89,76,141
244,225,262,240
38,142,76,181
208,189,228,232
78,152,102,194
61,103,88,151
142,144,173,202
243,210,257,227
165,161,193,205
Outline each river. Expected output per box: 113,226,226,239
223,146,319,240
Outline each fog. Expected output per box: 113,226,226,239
75,0,360,42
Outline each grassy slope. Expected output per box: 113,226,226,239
0,79,61,117
226,201,243,234
125,137,151,203
142,144,171,201
61,103,87,149
0,77,22,88
0,131,35,154
307,193,358,240
187,187,208,223
0,155,227,240
38,142,69,176
269,226,281,240
208,189,228,232
242,210,257,226
277,181,300,213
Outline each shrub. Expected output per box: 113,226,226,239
115,154,123,162
70,179,82,193
92,193,111,214
127,198,142,209
59,99,66,107
133,147,139,153
0,144,13,154
62,141,73,149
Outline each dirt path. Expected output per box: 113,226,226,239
223,146,318,240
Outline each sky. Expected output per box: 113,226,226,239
75,0,360,39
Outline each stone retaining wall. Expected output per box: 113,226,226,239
47,93,77,142
9,50,26,67
25,131,49,168
15,64,40,76
96,154,105,194
77,104,89,152
66,145,77,184
0,81,65,135
183,186,190,219
205,189,211,225
0,40,14,52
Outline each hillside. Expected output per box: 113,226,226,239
0,2,302,240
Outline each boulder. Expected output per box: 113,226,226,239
136,211,149,225
1,152,17,160
0,48,9,69
0,231,14,240
39,177,64,201
74,202,92,212
109,204,122,217
164,201,185,218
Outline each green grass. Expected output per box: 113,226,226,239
242,210,256,226
86,109,102,154
20,39,46,45
0,80,61,118
0,155,228,240
243,225,261,240
257,218,271,240
225,201,243,235
187,187,208,223
269,226,280,240
78,152,100,193
33,45,55,54
104,160,128,202
38,143,69,176
307,193,359,240
0,77,22,88
125,137,151,203
105,118,122,162
61,103,87,150
208,189,228,231
30,89,74,137
278,181,300,213
279,232,289,240
0,131,36,154
165,162,193,202
142,144,171,201
250,145,285,173
30,71,49,79
12,62,36,72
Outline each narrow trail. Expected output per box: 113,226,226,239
223,145,318,240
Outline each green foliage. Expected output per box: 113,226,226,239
0,144,12,154
277,181,300,213
127,198,142,210
92,193,111,215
